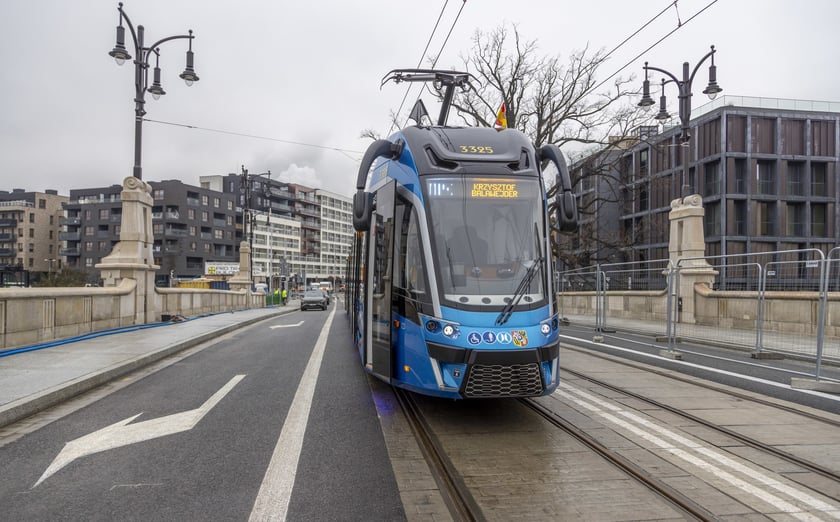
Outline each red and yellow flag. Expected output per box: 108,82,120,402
494,102,507,129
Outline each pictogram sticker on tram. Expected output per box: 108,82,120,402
496,332,512,344
482,331,496,344
467,332,481,345
512,330,528,347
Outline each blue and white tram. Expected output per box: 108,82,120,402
349,69,577,399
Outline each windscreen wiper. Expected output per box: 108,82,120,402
495,256,544,326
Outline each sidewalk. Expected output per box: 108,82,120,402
0,302,299,429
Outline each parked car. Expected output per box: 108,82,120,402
300,289,328,311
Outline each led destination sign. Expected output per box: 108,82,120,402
426,178,522,199
471,182,518,199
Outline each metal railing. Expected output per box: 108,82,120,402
558,249,839,377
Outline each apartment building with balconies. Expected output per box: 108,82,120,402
0,189,67,281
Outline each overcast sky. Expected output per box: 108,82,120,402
1,0,838,198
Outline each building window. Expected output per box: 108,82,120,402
757,161,775,195
154,189,164,200
49,215,54,225
214,228,223,239
204,243,211,252
29,213,35,223
201,195,209,206
213,197,220,208
189,225,196,236
49,230,53,239
812,203,827,236
703,161,721,196
787,162,804,196
812,162,827,197
29,228,34,238
190,241,197,252
786,203,805,236
85,241,94,252
85,209,91,220
153,223,164,235
98,241,108,250
201,211,208,222
756,202,775,235
28,243,34,252
39,198,46,209
227,201,233,210
188,208,195,220
99,208,110,220
734,159,747,194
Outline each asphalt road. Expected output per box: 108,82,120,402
0,302,405,521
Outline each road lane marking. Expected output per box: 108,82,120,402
270,321,305,329
249,304,336,522
34,374,246,488
557,382,840,520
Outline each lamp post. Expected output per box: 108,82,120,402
638,45,722,199
108,2,199,181
45,258,56,285
240,166,272,289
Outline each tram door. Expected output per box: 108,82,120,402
367,181,395,380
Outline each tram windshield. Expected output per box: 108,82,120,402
424,175,547,308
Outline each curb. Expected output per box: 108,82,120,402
0,308,292,430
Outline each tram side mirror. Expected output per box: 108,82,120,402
353,190,374,231
538,143,578,233
555,191,578,232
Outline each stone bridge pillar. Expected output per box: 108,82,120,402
668,194,717,325
228,241,252,293
96,176,160,324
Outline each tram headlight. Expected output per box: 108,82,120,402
425,320,440,333
540,323,551,335
442,324,456,337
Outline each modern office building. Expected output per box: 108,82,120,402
562,96,840,271
0,189,67,282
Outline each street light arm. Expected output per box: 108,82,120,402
688,48,716,88
642,65,680,87
146,33,195,54
117,3,139,51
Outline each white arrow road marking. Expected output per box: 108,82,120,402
33,374,246,489
269,321,304,329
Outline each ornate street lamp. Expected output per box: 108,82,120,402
108,2,199,180
638,45,722,199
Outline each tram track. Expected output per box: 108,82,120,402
519,397,718,521
393,388,485,522
560,344,840,485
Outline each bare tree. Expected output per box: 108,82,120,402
446,23,653,266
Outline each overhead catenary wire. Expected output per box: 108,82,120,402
387,0,451,136
143,117,363,162
585,0,719,98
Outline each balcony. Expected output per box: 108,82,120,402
0,233,15,242
0,247,15,257
164,226,189,237
0,218,18,227
59,248,80,256
59,231,81,241
59,216,81,226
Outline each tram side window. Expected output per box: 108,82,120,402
394,204,426,294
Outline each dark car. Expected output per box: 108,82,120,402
321,289,331,305
300,289,328,311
